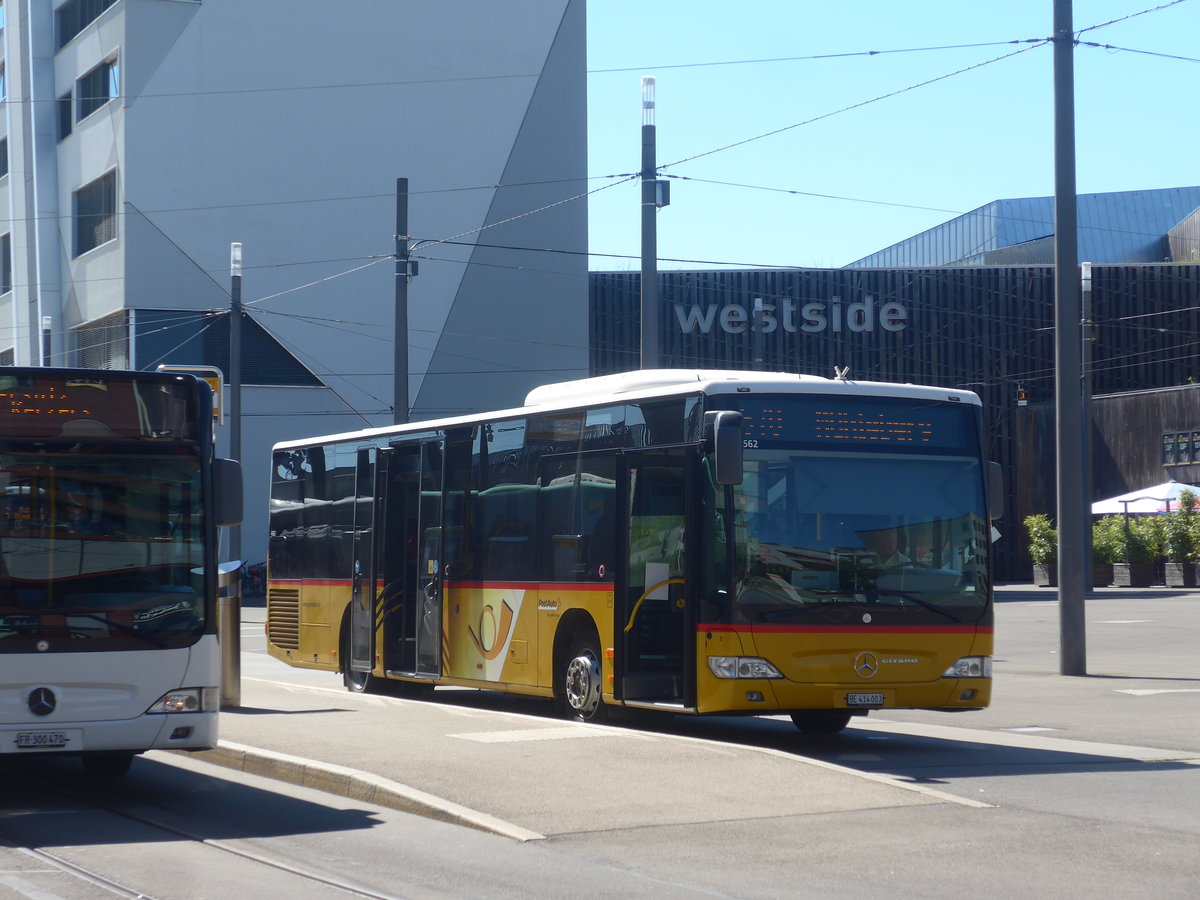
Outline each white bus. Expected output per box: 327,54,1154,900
1,368,241,775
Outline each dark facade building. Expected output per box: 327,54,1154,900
590,264,1200,579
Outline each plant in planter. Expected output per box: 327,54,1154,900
1113,514,1161,587
1025,513,1057,586
1091,516,1122,586
1163,489,1198,587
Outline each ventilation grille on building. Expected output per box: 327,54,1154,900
74,311,130,369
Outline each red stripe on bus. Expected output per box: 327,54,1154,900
698,624,992,634
269,578,614,592
445,581,613,591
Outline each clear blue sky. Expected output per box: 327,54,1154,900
585,0,1200,270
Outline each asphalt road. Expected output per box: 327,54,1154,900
3,585,1197,899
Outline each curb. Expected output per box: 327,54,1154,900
186,741,545,843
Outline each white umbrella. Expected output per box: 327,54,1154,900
1091,480,1200,515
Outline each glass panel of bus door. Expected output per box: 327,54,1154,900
616,451,696,709
414,440,444,676
376,445,422,675
348,447,376,676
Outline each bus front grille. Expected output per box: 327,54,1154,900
267,587,301,649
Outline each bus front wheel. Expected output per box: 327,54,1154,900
790,712,852,735
82,751,135,777
341,631,377,694
562,630,608,723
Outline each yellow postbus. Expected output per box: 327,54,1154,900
265,370,1000,734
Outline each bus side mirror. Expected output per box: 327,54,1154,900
987,461,1004,521
706,411,744,486
215,458,244,527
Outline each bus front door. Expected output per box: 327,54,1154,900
617,452,696,710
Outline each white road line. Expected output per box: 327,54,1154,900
450,725,635,743
853,717,1196,761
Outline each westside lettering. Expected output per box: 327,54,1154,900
673,295,908,335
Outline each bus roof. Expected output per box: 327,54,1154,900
272,369,981,452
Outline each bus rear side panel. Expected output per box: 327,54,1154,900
266,578,346,671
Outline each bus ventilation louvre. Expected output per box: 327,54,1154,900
267,588,301,649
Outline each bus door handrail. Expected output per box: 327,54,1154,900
624,578,685,633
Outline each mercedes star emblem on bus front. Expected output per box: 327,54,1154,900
28,688,57,717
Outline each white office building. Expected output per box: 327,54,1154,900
1,0,589,565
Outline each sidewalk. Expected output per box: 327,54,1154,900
996,581,1200,601
186,678,969,841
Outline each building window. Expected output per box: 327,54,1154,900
0,138,7,178
58,93,73,141
76,56,119,121
1,63,6,102
1,233,12,295
56,0,117,50
0,349,13,366
74,170,117,257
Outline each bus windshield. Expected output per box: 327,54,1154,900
712,393,990,627
0,443,207,651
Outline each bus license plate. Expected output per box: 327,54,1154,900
12,730,78,751
846,692,885,707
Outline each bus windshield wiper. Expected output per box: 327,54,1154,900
50,609,171,647
757,598,859,619
872,589,961,622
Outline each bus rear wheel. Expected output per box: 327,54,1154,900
790,712,852,735
562,630,608,723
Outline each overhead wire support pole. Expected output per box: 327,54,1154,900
395,177,410,425
1053,0,1087,675
640,76,660,370
1081,260,1095,594
229,242,243,564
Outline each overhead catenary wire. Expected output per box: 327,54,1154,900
13,6,1196,421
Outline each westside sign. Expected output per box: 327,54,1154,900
672,295,908,335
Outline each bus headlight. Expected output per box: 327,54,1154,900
708,656,783,679
942,657,992,678
147,687,219,714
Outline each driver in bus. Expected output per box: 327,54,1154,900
863,527,911,569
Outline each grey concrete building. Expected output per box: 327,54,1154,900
1,0,589,565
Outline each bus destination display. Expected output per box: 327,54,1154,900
737,396,975,453
0,374,195,440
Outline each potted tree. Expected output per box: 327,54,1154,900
1025,513,1057,587
1090,516,1121,587
1163,489,1198,587
1113,514,1159,587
